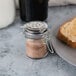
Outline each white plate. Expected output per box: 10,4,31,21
50,24,76,66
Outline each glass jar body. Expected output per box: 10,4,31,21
25,38,48,59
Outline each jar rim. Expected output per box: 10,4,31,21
23,21,48,39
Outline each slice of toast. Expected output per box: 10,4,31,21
57,18,76,48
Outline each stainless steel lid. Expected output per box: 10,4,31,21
23,21,48,39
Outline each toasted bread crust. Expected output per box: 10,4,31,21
57,18,76,48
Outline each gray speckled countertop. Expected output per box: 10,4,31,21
0,6,76,76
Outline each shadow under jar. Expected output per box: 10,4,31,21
23,22,48,59
19,0,48,22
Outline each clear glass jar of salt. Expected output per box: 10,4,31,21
23,22,50,59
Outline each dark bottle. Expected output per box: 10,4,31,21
19,0,48,22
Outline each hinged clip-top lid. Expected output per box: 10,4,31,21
23,21,48,39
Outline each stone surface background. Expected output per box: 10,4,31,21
0,6,76,76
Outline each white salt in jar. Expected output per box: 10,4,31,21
23,21,50,59
0,0,15,28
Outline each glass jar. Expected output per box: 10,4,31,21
23,21,49,59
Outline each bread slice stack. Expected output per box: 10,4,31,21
57,18,76,48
